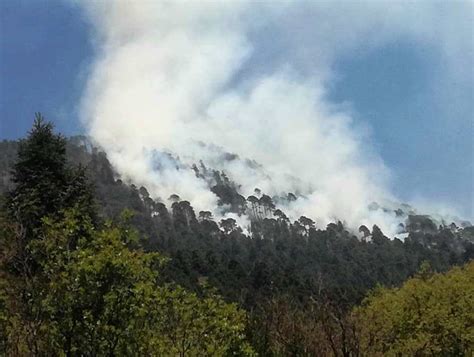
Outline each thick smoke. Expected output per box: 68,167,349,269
79,1,471,236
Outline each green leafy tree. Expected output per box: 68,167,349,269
354,262,474,356
150,285,253,356
1,209,252,355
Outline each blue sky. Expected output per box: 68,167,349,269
0,0,91,137
330,39,473,218
0,1,472,219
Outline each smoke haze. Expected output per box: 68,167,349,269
79,1,472,236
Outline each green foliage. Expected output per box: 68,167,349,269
354,262,474,356
149,285,253,356
2,209,252,355
0,204,15,352
35,210,162,354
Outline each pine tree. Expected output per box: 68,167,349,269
5,114,96,274
7,113,69,238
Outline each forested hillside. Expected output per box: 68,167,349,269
1,116,473,355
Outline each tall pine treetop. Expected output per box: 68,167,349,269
12,113,67,188
7,113,95,238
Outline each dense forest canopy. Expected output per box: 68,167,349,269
0,116,473,355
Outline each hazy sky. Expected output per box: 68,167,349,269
0,0,472,220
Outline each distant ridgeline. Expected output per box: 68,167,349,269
1,136,473,305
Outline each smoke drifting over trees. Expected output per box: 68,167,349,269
79,1,472,235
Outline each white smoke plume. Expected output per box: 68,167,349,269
79,1,471,236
